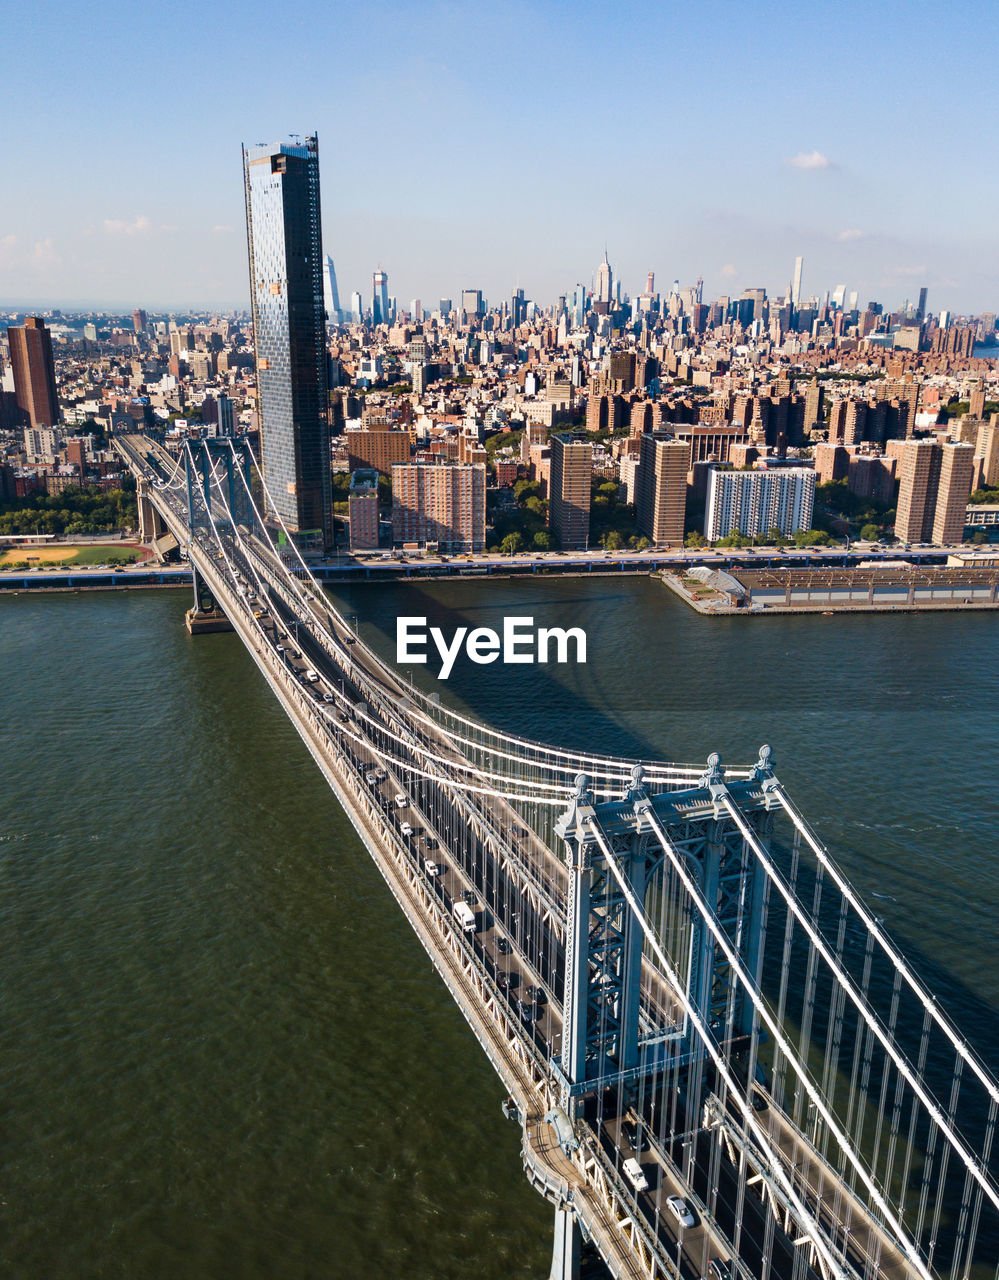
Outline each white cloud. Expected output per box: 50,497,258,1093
719,263,737,278
887,264,926,277
837,228,864,242
211,224,235,234
103,215,152,236
788,150,832,170
32,237,59,265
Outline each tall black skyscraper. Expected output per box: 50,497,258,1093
243,134,332,550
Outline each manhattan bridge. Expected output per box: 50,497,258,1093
117,432,999,1280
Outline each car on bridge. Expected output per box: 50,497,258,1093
365,771,378,784
394,793,408,808
516,999,536,1023
423,859,440,877
322,692,334,703
621,1120,648,1153
452,901,476,932
622,1158,648,1193
665,1195,695,1229
706,1261,733,1280
400,822,414,837
496,937,512,955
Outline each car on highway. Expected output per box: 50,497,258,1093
665,1195,695,1228
496,937,512,955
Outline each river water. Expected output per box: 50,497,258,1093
2,576,997,1279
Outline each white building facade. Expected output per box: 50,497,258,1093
704,467,816,541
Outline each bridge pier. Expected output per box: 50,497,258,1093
185,565,234,635
137,479,168,544
547,1206,581,1280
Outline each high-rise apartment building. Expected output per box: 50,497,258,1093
704,467,815,541
894,440,938,544
636,433,689,546
932,443,975,543
243,134,332,549
894,440,974,544
348,470,380,551
345,427,410,476
549,434,592,550
8,317,59,429
391,462,485,551
975,419,999,489
132,308,148,333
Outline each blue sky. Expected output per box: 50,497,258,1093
3,0,998,314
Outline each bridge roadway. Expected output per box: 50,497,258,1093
117,436,923,1280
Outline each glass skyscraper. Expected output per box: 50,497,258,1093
243,134,332,550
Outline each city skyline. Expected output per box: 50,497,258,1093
4,1,999,314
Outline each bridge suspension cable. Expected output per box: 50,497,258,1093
217,438,750,789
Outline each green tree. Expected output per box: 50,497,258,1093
500,532,524,555
532,531,552,551
684,531,707,548
602,530,623,550
794,528,831,547
860,523,881,541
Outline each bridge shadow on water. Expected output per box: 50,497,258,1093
324,575,999,1273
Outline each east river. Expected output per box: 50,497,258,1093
2,576,998,1279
